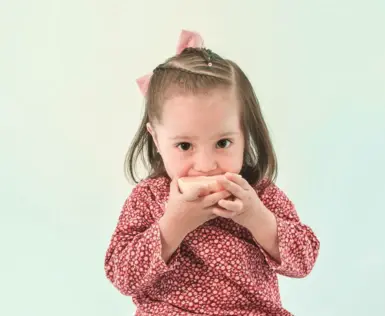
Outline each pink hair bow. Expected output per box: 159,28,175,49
136,30,204,96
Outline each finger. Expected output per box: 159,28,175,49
218,198,243,212
201,190,232,208
211,207,237,219
217,177,246,200
224,172,251,191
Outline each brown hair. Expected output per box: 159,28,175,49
125,48,277,186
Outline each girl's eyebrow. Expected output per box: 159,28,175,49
169,131,239,140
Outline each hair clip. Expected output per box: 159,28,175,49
204,48,217,66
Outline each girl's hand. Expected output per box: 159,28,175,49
213,172,264,229
164,176,232,236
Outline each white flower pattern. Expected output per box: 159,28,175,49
105,176,320,316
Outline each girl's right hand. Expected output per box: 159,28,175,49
164,176,232,235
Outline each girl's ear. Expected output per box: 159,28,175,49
146,122,160,152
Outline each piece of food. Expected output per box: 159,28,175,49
178,176,224,199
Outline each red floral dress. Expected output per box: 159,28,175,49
105,176,320,315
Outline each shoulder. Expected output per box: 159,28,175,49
253,178,279,195
118,177,170,224
254,178,293,207
128,176,171,205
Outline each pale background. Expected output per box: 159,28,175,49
1,0,384,315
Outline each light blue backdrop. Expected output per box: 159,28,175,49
1,1,384,315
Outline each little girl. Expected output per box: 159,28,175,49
105,30,320,316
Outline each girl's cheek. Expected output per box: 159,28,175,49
221,154,243,173
166,153,192,176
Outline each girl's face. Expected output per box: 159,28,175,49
148,88,245,179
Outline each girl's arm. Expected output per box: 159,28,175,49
104,182,183,297
250,181,320,278
158,214,189,263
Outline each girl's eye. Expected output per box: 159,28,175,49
177,142,192,151
216,139,232,149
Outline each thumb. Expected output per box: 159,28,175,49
170,176,182,196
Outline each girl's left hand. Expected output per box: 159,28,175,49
213,172,264,228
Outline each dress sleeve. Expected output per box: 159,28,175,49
256,181,320,278
104,183,181,296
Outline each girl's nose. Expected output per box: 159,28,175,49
193,150,217,173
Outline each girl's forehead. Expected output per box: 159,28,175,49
162,90,239,121
159,91,241,137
